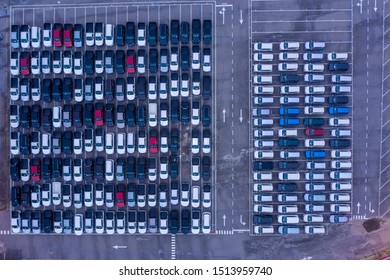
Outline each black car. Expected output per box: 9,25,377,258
116,78,125,101
170,128,179,153
63,77,73,102
169,210,179,234
84,103,94,127
126,156,136,180
116,24,125,46
328,62,349,71
303,118,325,126
31,211,41,233
148,22,158,46
126,22,135,46
148,183,157,205
169,155,179,179
84,158,94,182
104,103,115,127
52,158,62,179
149,49,158,73
202,105,211,127
71,104,82,128
84,51,95,75
203,75,212,99
137,105,146,127
170,20,179,44
52,78,62,102
116,50,125,74
329,139,351,148
278,161,299,169
42,157,52,180
20,133,30,155
137,157,147,181
42,78,52,102
10,158,20,182
192,19,201,44
279,74,300,83
278,138,299,147
253,215,273,224
63,210,73,234
202,156,211,180
30,77,40,102
95,156,105,182
136,76,147,100
328,96,349,104
170,99,180,124
203,19,212,44
105,79,115,101
126,103,136,127
31,104,41,129
20,105,30,129
11,186,21,207
253,161,274,171
62,131,73,155
159,23,168,46
180,46,189,70
43,210,53,233
278,183,298,192
21,184,31,207
180,21,189,44
180,100,190,124
181,209,191,234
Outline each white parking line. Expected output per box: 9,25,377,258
252,9,351,12
252,19,351,23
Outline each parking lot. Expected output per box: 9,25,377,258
9,3,215,235
250,0,353,235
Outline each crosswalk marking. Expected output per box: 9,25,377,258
216,230,234,235
352,215,367,220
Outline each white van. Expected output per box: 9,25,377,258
303,214,324,223
280,86,300,94
253,183,273,191
331,129,351,137
52,106,62,128
191,186,200,208
253,204,273,213
253,118,274,126
330,204,351,213
305,86,325,94
305,183,326,191
254,151,274,159
278,129,297,137
329,193,351,202
304,194,326,202
331,182,352,190
305,226,325,234
331,150,352,159
305,204,325,212
278,205,298,213
278,172,300,181
277,215,299,224
253,86,274,95
280,151,300,159
254,226,274,234
306,162,326,170
202,212,211,234
329,118,350,126
331,160,352,169
278,226,300,234
254,129,274,138
127,132,135,153
254,194,273,202
305,172,325,180
52,182,62,206
331,85,351,93
330,171,352,180
31,26,41,48
253,172,273,181
254,140,274,148
277,194,298,202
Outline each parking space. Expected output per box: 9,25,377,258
9,2,215,235
249,0,353,235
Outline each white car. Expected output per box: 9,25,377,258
277,215,299,224
253,118,274,126
52,106,62,128
203,130,211,154
117,133,126,155
63,52,73,74
126,132,135,153
192,103,200,125
137,53,146,74
330,204,351,213
331,160,352,169
105,133,115,155
52,52,62,74
278,63,298,71
181,185,190,207
305,41,325,50
331,129,351,137
10,132,20,155
254,151,274,159
105,24,114,46
20,25,31,48
332,85,351,93
254,140,274,148
305,139,325,147
191,211,201,234
95,77,104,100
280,41,299,50
253,172,272,181
31,52,40,75
278,129,297,137
202,212,211,234
105,160,114,181
305,86,325,94
331,182,352,191
330,193,351,202
253,75,272,84
105,212,115,235
253,86,273,95
41,134,51,155
159,212,169,234
280,151,300,159
279,52,299,61
304,106,325,115
191,186,200,208
304,74,324,82
160,157,168,180
159,77,168,99
306,162,326,170
304,96,325,104
180,74,190,97
332,74,352,83
253,97,274,104
170,49,179,71
73,160,83,182
170,75,179,97
280,86,300,94
43,24,52,47
148,161,157,182
304,226,325,234
74,52,83,76
191,132,200,154
303,52,323,61
278,172,300,181
331,150,352,159
138,131,147,154
73,133,83,155
126,77,136,100
253,53,273,61
304,63,324,72
327,52,348,61
329,118,350,126
192,46,200,69
160,132,169,153
137,23,146,47
278,205,298,213
95,23,105,47
95,51,104,74
254,42,273,51
191,158,201,181
254,64,273,72
148,78,157,100
10,52,20,76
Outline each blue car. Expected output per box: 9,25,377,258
279,107,300,115
280,118,300,126
328,106,350,115
305,150,326,159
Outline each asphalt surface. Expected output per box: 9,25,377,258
0,0,389,260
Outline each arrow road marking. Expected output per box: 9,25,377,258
239,10,243,24
368,202,375,213
219,8,225,25
113,245,127,250
239,214,246,225
374,0,377,12
222,108,226,123
356,202,361,214
357,0,363,15
239,109,243,122
223,214,227,226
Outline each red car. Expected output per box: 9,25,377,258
53,23,63,47
20,52,30,75
63,24,73,47
115,185,125,208
149,129,158,153
95,102,104,126
305,128,325,137
30,158,41,182
126,50,136,74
